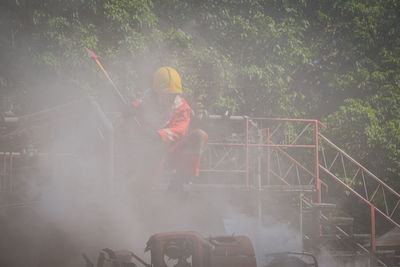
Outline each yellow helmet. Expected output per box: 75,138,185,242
152,66,182,94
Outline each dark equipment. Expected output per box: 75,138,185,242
84,231,317,267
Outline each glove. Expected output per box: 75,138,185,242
121,103,136,118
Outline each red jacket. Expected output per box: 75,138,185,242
132,95,191,151
128,95,207,178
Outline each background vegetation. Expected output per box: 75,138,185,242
0,0,399,189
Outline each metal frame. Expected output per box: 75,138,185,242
199,116,400,257
319,133,400,253
0,152,15,192
200,118,323,190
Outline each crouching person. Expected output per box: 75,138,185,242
118,66,207,194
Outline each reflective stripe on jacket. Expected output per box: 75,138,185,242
132,95,191,151
156,95,191,151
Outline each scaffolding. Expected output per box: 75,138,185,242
195,116,400,266
1,105,400,265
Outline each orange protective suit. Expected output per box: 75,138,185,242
130,95,207,179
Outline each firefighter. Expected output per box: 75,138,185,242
120,66,207,191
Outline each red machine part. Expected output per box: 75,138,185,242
145,231,256,267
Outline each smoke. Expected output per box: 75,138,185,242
223,208,302,266
0,4,377,267
0,89,372,267
316,247,370,267
0,112,245,267
0,135,305,267
0,97,373,267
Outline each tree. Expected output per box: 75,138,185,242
0,0,399,189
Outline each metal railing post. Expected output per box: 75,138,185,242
371,205,376,252
315,121,321,203
267,128,270,185
300,193,304,250
370,205,376,266
245,117,249,187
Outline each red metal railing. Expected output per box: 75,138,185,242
319,133,400,252
199,116,400,254
201,117,324,191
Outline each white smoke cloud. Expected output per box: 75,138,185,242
223,207,301,266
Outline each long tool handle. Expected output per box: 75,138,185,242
86,48,127,105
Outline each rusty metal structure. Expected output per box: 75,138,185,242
194,115,400,266
1,99,400,266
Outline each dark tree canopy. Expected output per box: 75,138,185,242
0,0,399,188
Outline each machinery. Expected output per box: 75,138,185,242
83,231,318,267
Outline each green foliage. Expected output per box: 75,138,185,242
325,96,400,187
0,0,399,187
